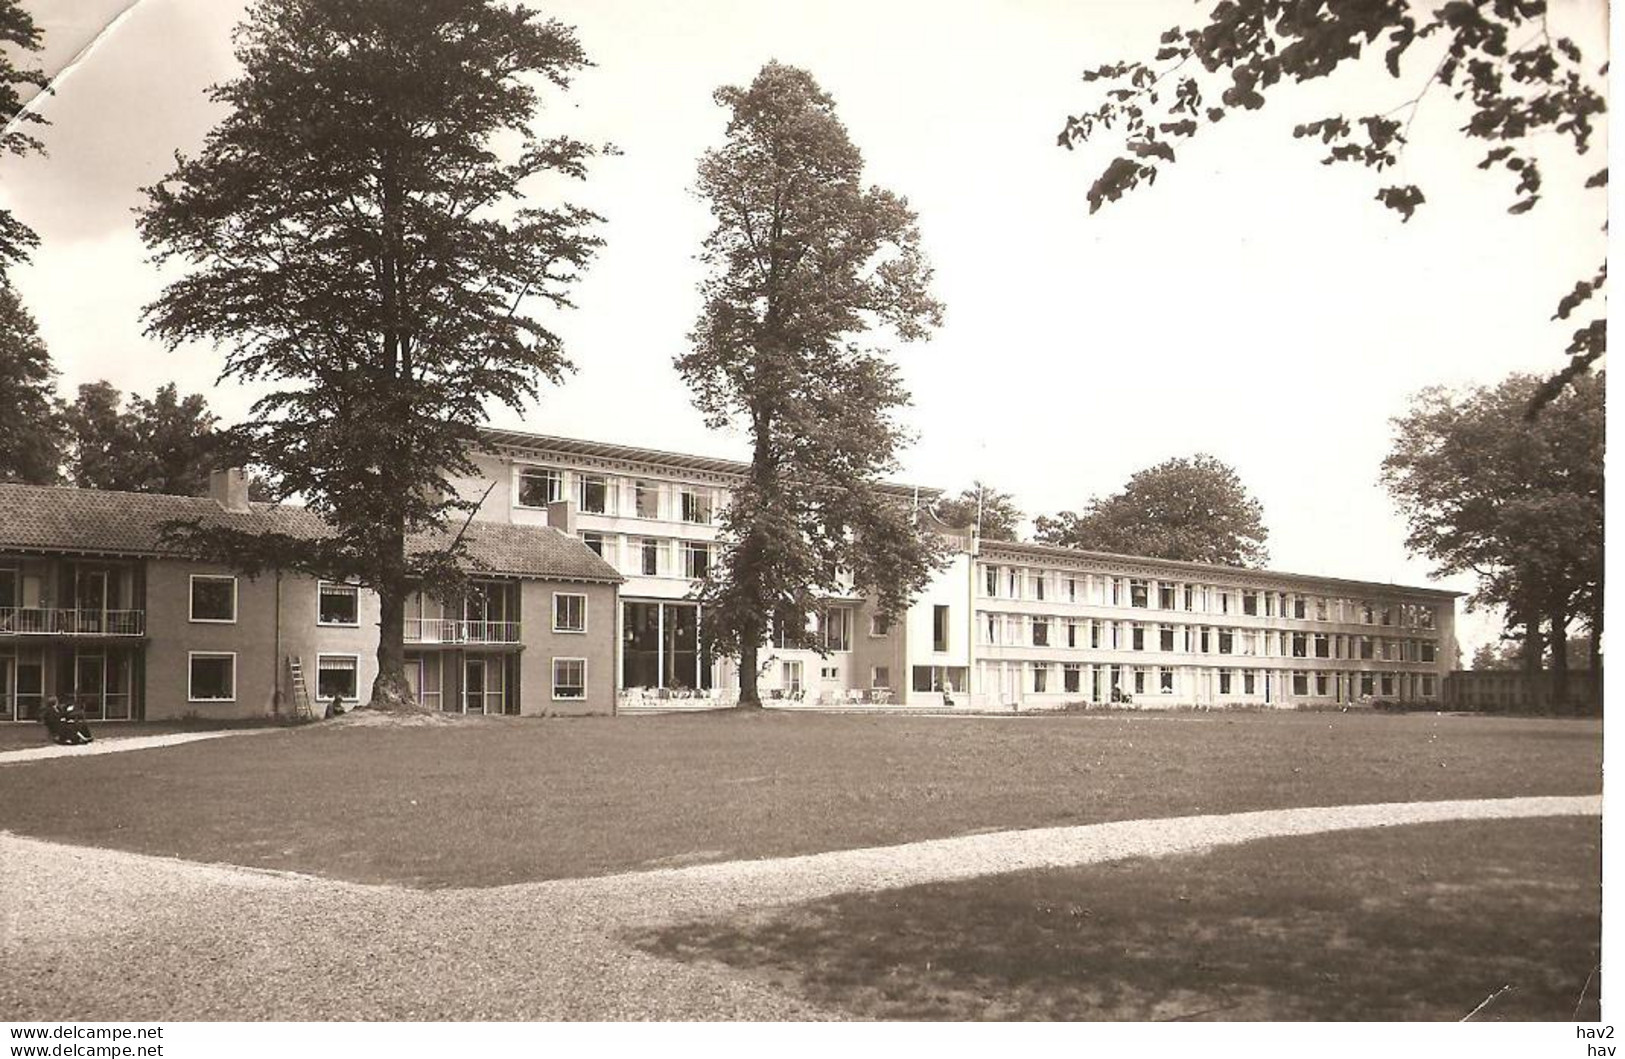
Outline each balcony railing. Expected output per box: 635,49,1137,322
404,617,522,645
0,607,146,637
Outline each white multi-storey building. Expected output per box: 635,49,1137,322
454,427,1459,710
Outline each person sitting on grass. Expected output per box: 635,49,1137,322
325,692,345,719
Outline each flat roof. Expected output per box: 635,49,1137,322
976,538,1463,600
477,426,941,501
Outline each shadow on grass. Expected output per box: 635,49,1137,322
631,817,1602,1021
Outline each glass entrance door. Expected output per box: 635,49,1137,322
464,657,486,714
75,653,106,720
0,656,12,721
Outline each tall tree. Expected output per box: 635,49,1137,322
678,62,945,708
0,282,63,483
1058,0,1606,407
934,481,1024,541
139,0,602,710
1035,454,1269,567
62,381,220,496
1382,371,1604,704
0,0,47,271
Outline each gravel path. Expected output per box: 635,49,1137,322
0,729,272,766
0,794,1599,1021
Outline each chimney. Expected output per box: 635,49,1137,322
210,467,251,514
546,498,578,537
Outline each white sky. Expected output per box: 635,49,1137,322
0,0,1610,661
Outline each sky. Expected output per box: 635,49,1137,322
0,0,1610,661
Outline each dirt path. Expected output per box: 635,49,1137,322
0,728,273,765
0,794,1599,1020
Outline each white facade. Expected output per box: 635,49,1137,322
457,428,1459,710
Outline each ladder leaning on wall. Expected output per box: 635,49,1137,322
286,656,315,721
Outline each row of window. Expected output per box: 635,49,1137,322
517,467,718,524
981,613,1439,663
186,652,591,703
979,565,1438,630
189,576,591,635
581,535,714,579
999,661,1437,699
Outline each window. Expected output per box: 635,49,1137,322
1381,606,1394,626
820,666,839,680
188,652,235,702
1314,598,1328,621
933,605,950,652
317,581,359,626
781,661,804,695
1133,668,1147,695
317,655,359,702
1131,624,1145,651
912,665,964,694
577,474,608,514
1159,625,1175,652
985,565,998,596
1242,592,1259,616
1219,669,1233,694
870,613,891,637
1159,669,1174,694
582,532,605,557
1293,597,1307,619
1293,672,1309,696
1380,673,1395,696
872,666,891,688
1158,582,1176,609
821,609,853,652
1067,621,1079,648
553,593,586,633
1008,569,1020,597
1360,673,1375,696
518,468,562,508
639,538,661,576
681,541,711,579
1243,671,1256,695
1067,577,1077,602
189,575,237,623
1421,641,1437,663
1184,585,1195,611
1199,627,1211,653
1090,621,1101,649
553,658,586,700
1420,675,1436,697
1418,606,1436,630
1110,578,1122,606
634,479,660,519
1063,664,1081,694
1315,672,1329,696
1130,579,1149,608
1314,634,1330,659
680,488,712,524
1291,633,1308,658
1033,666,1049,693
1033,574,1046,601
1218,629,1234,655
1032,620,1050,648
1218,590,1230,615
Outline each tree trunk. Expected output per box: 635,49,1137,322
1520,613,1545,711
737,638,763,709
1548,606,1571,714
367,582,422,711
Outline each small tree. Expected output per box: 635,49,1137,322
1035,454,1269,567
934,481,1024,541
1058,1,1606,407
0,282,63,483
63,381,220,496
678,62,945,708
139,0,602,710
0,0,46,271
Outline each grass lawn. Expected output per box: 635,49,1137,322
0,711,1599,887
631,817,1602,1021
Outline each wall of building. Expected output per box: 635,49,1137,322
517,580,618,716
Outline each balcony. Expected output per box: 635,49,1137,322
0,607,146,637
404,618,522,645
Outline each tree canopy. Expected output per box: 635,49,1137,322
1059,0,1606,404
0,0,46,272
677,61,945,707
0,281,62,483
1035,454,1269,567
1382,370,1603,693
61,381,221,496
139,0,602,709
934,481,1024,541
